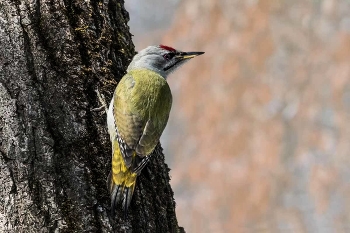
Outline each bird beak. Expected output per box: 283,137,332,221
177,51,205,60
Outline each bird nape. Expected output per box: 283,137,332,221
106,45,204,218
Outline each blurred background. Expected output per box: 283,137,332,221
125,0,350,232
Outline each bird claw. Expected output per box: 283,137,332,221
91,88,108,114
91,105,106,112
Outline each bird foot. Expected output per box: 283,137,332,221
91,88,108,114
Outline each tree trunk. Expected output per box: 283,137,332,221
0,0,184,232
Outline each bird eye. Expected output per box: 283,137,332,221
163,53,174,60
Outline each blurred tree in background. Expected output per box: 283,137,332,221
126,0,350,232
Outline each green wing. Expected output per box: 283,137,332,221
113,70,172,168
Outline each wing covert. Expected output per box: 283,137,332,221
113,70,172,167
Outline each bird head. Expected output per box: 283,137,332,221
127,45,204,78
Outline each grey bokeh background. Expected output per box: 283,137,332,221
126,1,350,232
125,0,179,49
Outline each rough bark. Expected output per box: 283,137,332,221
0,0,183,232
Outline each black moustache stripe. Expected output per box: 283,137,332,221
163,59,183,71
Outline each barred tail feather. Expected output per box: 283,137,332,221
122,183,136,219
108,171,122,216
108,170,137,217
132,155,151,174
108,140,147,217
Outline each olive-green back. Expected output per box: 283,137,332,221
114,69,172,158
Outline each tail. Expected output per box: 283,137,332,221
108,143,137,218
108,171,136,218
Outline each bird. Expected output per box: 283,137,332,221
106,45,204,217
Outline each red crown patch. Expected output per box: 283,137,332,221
159,45,176,52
